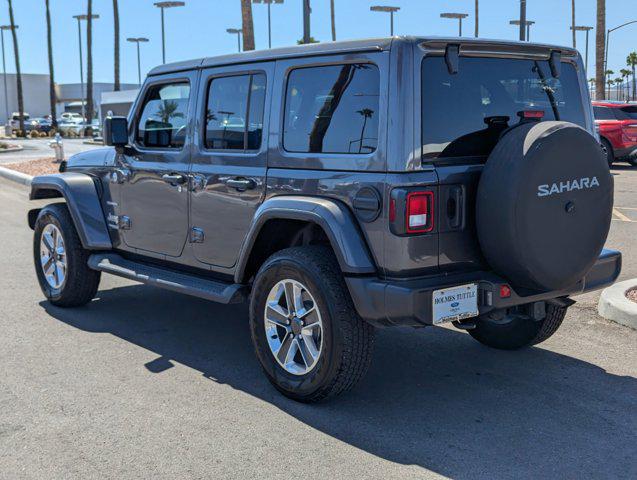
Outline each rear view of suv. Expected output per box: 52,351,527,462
27,37,621,402
593,101,637,166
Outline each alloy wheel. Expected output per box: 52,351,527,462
40,224,67,290
264,279,323,375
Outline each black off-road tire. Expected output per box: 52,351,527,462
468,304,568,350
601,138,615,167
249,246,374,403
33,203,101,307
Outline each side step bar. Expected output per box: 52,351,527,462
88,253,248,304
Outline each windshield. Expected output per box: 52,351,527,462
421,56,586,160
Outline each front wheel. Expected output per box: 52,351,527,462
468,303,567,350
600,138,615,167
33,203,101,307
249,246,374,403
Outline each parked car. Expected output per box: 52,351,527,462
29,117,53,134
592,100,637,166
59,112,84,124
27,37,621,402
9,112,30,132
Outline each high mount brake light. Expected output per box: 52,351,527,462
518,110,545,119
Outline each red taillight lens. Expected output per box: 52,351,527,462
500,284,512,298
406,192,434,233
522,110,544,119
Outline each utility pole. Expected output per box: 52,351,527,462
0,25,15,125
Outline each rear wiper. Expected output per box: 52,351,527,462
533,61,560,121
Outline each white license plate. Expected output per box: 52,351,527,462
432,283,479,325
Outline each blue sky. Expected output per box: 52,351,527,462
0,1,634,85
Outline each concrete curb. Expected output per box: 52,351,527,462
0,145,23,153
598,279,637,329
0,165,32,186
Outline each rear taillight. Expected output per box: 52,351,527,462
389,188,435,235
406,192,434,233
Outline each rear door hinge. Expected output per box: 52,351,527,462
190,227,205,243
119,215,131,230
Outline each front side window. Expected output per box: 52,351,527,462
619,106,637,120
283,63,380,154
136,82,190,149
205,73,266,151
421,57,586,160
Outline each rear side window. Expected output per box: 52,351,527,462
205,73,266,151
136,82,190,149
593,106,617,120
421,57,586,160
283,63,379,154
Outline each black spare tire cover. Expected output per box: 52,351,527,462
476,121,613,291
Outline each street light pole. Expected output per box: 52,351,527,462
510,19,534,42
253,1,283,49
370,6,400,36
519,0,526,41
154,2,185,64
0,25,16,125
441,13,469,37
604,20,637,88
227,28,242,52
571,26,593,73
127,37,149,86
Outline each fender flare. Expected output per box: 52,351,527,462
235,196,376,283
29,173,112,250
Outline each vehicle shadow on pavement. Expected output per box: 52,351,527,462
41,285,637,480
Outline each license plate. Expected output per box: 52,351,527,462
432,283,479,325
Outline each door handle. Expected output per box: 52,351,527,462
225,177,256,191
162,173,187,186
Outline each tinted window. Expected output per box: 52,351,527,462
422,57,586,159
593,106,617,120
283,64,379,154
136,82,190,148
619,106,637,120
205,73,266,151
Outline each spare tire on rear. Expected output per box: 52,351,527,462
476,121,613,291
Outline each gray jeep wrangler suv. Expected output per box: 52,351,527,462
28,37,621,402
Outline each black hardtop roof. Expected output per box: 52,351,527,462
148,36,577,77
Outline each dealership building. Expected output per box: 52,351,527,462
0,73,138,123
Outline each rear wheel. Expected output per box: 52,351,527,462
600,138,615,167
249,246,374,403
468,304,567,350
33,203,101,307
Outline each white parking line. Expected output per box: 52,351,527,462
612,208,633,222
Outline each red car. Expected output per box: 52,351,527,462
592,101,637,166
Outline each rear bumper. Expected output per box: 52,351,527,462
346,249,622,327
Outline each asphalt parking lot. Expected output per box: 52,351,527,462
0,165,636,479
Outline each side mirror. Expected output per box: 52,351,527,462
103,116,129,148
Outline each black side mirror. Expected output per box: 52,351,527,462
103,116,129,148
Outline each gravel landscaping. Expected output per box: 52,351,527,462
4,157,60,176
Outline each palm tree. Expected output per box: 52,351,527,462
627,52,637,101
330,0,336,41
615,77,623,101
44,0,57,129
6,0,23,135
595,0,605,99
113,0,120,91
86,0,94,126
606,78,614,100
605,69,614,99
620,68,631,100
240,0,255,51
